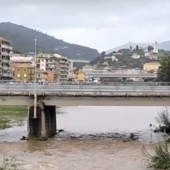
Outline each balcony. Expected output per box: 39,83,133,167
2,72,11,77
2,59,9,64
60,71,68,76
46,65,55,69
60,64,69,68
60,67,68,72
2,66,10,71
59,60,68,64
8,46,13,51
1,44,13,51
1,51,10,56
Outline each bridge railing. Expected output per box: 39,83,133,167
1,80,170,86
0,84,170,95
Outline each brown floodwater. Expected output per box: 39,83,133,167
0,106,169,169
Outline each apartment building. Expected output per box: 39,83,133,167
0,37,13,79
36,53,59,82
53,53,69,81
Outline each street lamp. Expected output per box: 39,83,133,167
33,39,37,118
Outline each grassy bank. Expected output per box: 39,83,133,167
0,106,27,117
0,106,27,129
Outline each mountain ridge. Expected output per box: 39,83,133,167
106,41,170,54
0,22,99,60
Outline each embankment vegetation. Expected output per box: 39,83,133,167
0,106,27,129
0,158,18,170
142,109,170,169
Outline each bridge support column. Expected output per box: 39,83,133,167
28,104,56,140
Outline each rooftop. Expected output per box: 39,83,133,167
0,36,10,43
10,56,33,62
14,64,34,68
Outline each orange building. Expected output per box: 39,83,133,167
46,71,58,83
13,65,34,82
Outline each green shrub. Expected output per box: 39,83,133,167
0,158,18,170
142,109,170,170
142,142,170,169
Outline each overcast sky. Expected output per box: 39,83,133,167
0,0,170,51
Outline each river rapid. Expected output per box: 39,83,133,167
0,106,169,170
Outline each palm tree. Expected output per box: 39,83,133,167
157,56,170,83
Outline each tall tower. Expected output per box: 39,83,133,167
153,41,158,54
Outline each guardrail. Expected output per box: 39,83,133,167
0,81,170,86
0,85,169,96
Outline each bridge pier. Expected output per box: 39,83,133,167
28,104,56,140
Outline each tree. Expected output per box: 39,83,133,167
148,45,153,52
157,56,170,82
101,51,106,58
136,45,139,51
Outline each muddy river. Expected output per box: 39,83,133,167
0,106,169,169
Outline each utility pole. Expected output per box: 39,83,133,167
33,39,37,118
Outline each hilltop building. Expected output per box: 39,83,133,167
153,41,158,54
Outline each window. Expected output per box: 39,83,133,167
24,74,27,77
17,74,20,77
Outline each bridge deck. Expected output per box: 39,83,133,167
0,96,169,106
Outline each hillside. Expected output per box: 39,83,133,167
106,42,149,54
107,41,170,53
0,22,99,60
90,48,168,69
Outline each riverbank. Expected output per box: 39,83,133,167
0,106,27,129
0,106,27,116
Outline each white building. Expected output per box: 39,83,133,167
104,55,118,61
145,52,150,57
148,54,158,60
10,54,33,67
82,65,108,77
131,53,140,59
36,53,59,82
143,47,148,53
36,53,59,72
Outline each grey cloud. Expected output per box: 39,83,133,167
0,0,170,50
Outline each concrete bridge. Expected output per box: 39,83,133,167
1,83,170,140
89,73,157,78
